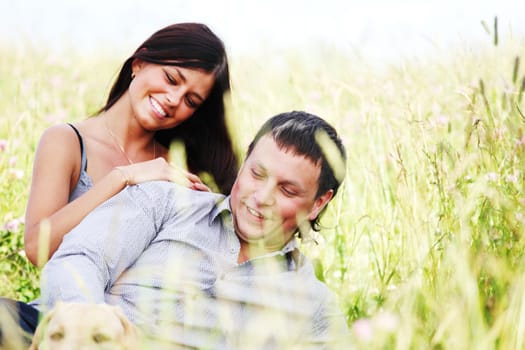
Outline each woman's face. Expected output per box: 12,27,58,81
128,59,215,130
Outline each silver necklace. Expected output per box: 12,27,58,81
103,116,156,164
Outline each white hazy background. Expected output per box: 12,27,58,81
0,0,524,62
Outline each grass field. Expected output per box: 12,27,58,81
1,22,525,348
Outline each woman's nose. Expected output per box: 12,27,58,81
166,88,183,107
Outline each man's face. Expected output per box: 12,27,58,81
230,135,333,250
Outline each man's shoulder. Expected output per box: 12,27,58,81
133,181,225,200
136,180,190,192
131,181,226,214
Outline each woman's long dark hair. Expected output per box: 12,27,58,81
98,23,238,194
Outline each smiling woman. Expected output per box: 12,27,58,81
23,22,239,268
128,63,215,124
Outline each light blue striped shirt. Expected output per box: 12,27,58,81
41,181,349,349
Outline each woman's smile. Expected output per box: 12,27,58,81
149,96,167,119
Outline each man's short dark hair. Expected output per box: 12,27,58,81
246,111,347,232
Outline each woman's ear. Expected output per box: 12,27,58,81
131,58,145,78
307,189,334,221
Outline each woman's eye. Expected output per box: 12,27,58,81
165,72,177,85
185,96,198,108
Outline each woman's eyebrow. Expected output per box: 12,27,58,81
174,67,186,82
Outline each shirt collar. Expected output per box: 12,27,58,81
210,195,231,224
210,196,299,256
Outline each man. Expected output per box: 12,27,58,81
3,111,349,348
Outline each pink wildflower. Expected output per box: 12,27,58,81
352,318,373,342
4,219,21,232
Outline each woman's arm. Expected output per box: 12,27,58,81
23,125,131,266
24,125,208,266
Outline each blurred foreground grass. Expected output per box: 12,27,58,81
1,23,525,348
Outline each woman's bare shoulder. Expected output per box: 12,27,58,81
38,123,81,145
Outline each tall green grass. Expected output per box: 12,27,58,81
1,20,525,348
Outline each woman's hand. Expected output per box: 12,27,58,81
116,157,211,192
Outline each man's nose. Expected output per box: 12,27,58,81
254,183,275,206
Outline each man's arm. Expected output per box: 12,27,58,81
305,289,352,349
40,181,173,307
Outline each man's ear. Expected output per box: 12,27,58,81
308,189,334,221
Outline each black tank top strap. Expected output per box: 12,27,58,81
66,123,88,171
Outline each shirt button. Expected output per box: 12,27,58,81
229,247,236,254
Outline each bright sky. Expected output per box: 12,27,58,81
0,0,523,61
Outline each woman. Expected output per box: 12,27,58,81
24,22,239,266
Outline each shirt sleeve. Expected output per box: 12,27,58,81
310,292,352,349
40,181,171,307
299,272,352,349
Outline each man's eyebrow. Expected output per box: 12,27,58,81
252,161,306,191
281,180,305,191
276,173,309,194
